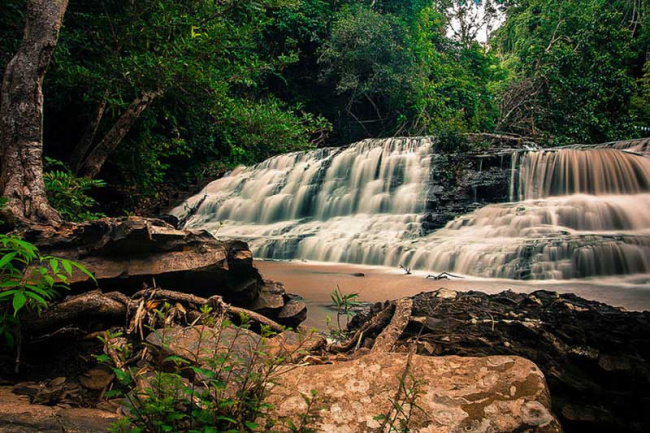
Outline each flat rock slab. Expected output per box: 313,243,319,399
265,353,561,432
146,325,262,368
26,217,264,305
146,325,324,367
0,387,119,432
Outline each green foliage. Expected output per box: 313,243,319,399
632,59,650,127
374,372,426,432
42,0,328,196
3,0,649,209
99,304,319,432
318,4,417,136
44,158,106,222
0,235,95,347
328,285,360,339
492,0,647,144
216,97,331,166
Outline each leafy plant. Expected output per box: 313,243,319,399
0,235,95,369
328,285,360,339
44,158,106,222
283,390,320,433
99,304,319,432
374,371,426,433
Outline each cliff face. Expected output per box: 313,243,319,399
423,147,517,230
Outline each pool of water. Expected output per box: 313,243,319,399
256,260,650,330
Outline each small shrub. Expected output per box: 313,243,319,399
374,372,426,432
44,158,106,222
327,285,360,340
0,235,94,369
99,304,319,432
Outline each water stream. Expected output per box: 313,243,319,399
174,137,650,282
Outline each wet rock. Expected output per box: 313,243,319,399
249,281,286,315
0,387,118,432
264,353,560,432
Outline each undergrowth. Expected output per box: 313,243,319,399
98,303,321,432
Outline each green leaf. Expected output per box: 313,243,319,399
216,415,237,424
62,260,73,276
0,252,17,268
49,259,60,274
12,292,26,315
25,291,48,307
71,262,96,283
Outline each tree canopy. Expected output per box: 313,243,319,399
1,0,648,215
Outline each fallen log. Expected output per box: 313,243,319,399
132,288,286,333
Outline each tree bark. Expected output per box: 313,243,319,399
0,0,68,226
78,90,161,178
70,95,108,173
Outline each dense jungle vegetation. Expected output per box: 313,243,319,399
1,0,649,214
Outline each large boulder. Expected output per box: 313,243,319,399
264,352,560,432
358,289,650,433
24,217,264,306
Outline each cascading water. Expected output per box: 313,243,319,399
174,137,650,281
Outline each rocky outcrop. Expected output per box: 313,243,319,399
264,352,561,432
348,289,650,433
0,387,119,432
423,148,517,230
23,217,263,305
19,217,305,324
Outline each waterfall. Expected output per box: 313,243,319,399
511,149,650,200
174,137,650,281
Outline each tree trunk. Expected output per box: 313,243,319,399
78,91,161,178
0,0,68,226
70,96,108,173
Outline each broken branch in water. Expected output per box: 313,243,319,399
425,272,464,280
399,264,412,275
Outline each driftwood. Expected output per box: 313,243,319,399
425,272,464,280
329,302,396,353
132,288,286,333
399,264,412,275
25,288,285,337
371,298,413,353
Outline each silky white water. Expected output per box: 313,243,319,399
174,137,650,280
